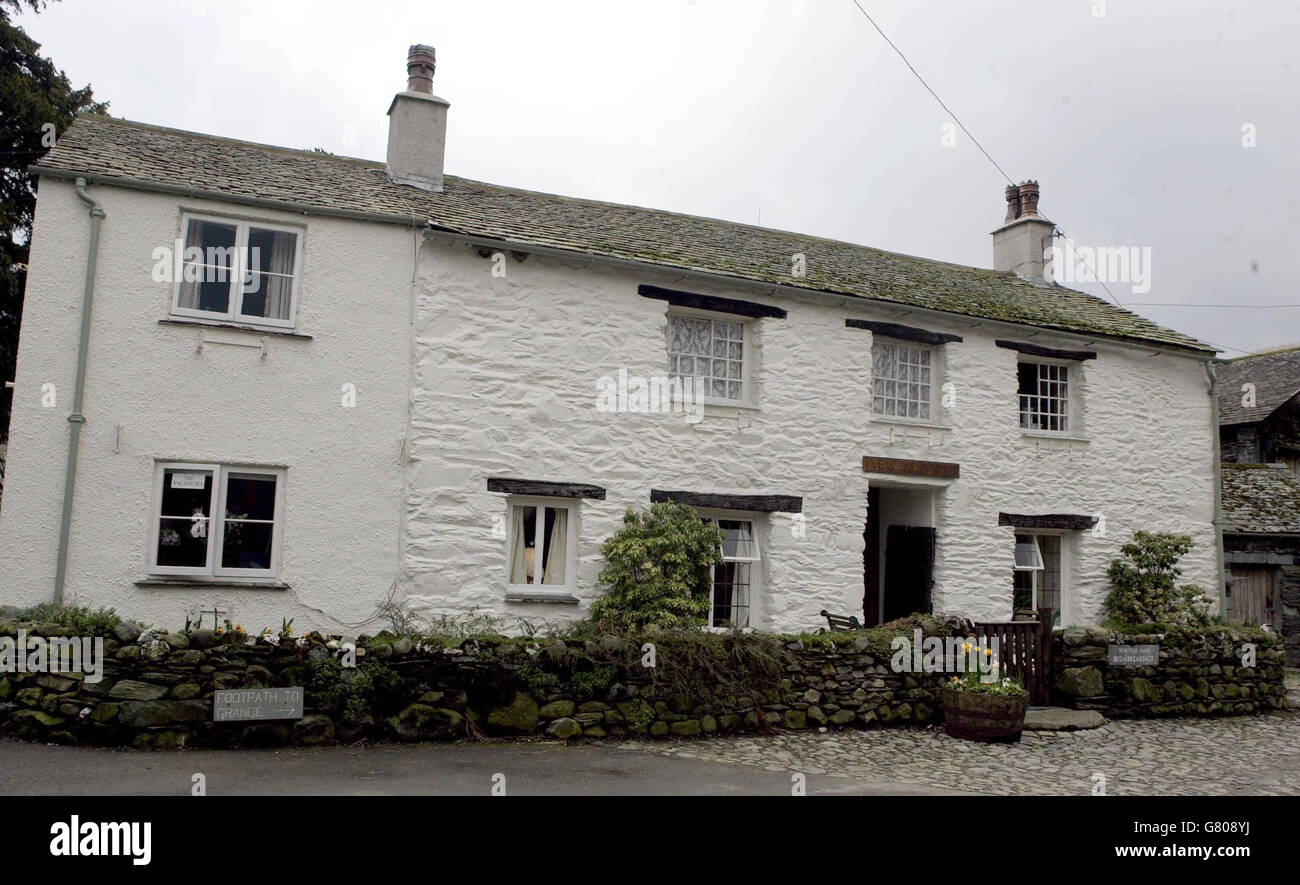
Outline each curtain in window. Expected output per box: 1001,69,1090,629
542,508,567,585
262,231,295,321
509,506,527,584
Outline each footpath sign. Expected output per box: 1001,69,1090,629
213,687,304,722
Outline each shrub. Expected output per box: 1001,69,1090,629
15,602,120,633
1103,532,1212,628
588,501,723,632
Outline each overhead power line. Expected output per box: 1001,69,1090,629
847,0,1016,187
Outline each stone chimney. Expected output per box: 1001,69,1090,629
386,44,450,192
992,180,1055,283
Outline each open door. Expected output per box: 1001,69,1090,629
882,525,935,622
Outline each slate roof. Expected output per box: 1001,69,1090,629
1217,344,1300,425
34,115,1214,353
1221,463,1300,535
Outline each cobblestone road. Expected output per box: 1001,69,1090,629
618,712,1300,795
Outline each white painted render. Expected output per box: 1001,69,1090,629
404,236,1220,632
0,180,414,635
0,180,1220,636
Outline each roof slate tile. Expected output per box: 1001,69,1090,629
35,115,1214,353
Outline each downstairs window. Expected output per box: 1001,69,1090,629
507,499,576,592
150,464,285,579
1012,533,1061,626
702,517,760,628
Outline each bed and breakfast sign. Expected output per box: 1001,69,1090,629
1107,644,1160,667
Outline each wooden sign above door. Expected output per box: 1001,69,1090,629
861,456,960,480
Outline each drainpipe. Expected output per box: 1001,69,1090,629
1204,360,1227,615
52,178,105,604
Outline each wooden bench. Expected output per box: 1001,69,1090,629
819,609,862,631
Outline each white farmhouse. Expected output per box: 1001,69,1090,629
0,46,1222,636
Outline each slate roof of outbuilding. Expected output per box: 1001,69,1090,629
1216,344,1300,426
34,115,1215,353
1221,463,1300,535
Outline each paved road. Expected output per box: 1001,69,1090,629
0,738,946,796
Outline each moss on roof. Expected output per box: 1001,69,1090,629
1221,463,1300,534
1217,344,1300,425
35,115,1214,353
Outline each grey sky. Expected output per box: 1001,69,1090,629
18,0,1300,356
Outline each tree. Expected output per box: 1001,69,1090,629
1103,531,1212,627
588,501,723,632
1,0,106,441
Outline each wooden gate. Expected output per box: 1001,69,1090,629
973,608,1053,705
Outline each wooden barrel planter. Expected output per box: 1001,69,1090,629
941,686,1028,743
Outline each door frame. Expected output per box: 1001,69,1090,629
863,477,943,626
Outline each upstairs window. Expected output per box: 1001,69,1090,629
1018,361,1070,433
172,215,301,329
873,341,933,420
668,314,746,403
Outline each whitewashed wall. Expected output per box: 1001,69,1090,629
0,181,413,635
0,181,1218,636
405,238,1220,632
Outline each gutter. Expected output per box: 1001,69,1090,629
53,178,105,604
1204,361,1228,614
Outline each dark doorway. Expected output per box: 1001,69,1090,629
863,488,881,625
882,525,936,622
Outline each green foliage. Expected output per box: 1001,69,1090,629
16,602,118,633
650,629,791,705
307,656,403,725
1103,532,1212,628
518,639,617,698
422,611,508,644
588,501,723,632
1,0,106,440
943,671,1028,698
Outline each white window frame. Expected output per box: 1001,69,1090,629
505,496,579,597
666,310,752,407
148,462,287,580
170,212,304,330
1012,531,1066,626
872,338,937,423
700,511,761,630
1017,358,1075,434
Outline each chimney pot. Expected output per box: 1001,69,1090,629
1017,180,1041,217
406,44,436,94
1004,184,1021,223
991,179,1053,282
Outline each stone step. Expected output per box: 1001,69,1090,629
1024,706,1107,731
